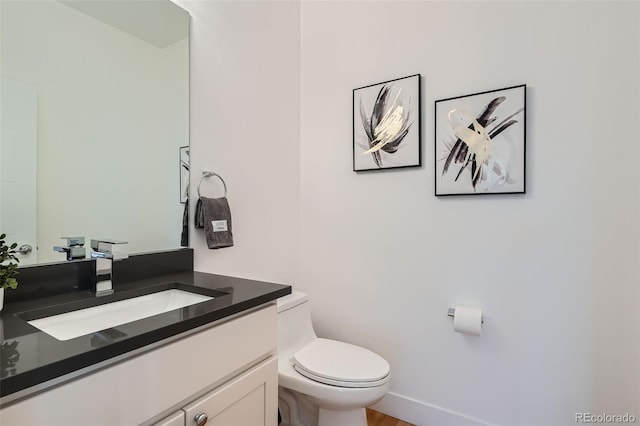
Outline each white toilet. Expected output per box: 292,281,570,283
277,290,390,426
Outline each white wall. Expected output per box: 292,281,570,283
175,0,301,285
1,1,187,262
299,1,639,425
181,1,639,425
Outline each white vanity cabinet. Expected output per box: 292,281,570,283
0,304,278,426
156,411,186,426
159,356,277,426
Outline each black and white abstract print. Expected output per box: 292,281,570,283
353,74,421,171
435,85,526,195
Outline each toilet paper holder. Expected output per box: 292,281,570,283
448,307,484,324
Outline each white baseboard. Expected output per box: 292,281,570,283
370,391,496,426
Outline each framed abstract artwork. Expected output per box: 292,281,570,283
353,74,421,171
435,84,526,195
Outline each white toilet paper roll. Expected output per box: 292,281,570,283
453,306,483,336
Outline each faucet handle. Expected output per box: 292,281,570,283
54,236,86,260
90,239,128,260
90,238,127,251
61,236,85,247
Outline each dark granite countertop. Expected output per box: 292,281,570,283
0,270,290,404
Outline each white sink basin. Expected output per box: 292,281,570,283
27,289,214,341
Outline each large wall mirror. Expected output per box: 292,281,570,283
0,0,190,265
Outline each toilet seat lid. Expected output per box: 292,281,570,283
291,338,390,388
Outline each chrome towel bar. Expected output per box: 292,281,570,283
197,171,228,198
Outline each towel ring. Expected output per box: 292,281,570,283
197,171,228,198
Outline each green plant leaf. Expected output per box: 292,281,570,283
0,233,19,290
5,277,17,290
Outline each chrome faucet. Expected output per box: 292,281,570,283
53,236,86,261
90,239,128,296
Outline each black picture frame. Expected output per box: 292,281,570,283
434,84,526,196
353,74,421,171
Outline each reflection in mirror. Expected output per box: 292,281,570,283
0,0,189,265
1,340,20,378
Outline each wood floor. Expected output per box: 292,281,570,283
366,408,415,426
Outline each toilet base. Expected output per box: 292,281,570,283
279,386,370,426
318,407,367,426
279,387,318,426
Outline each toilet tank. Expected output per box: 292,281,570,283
277,290,317,357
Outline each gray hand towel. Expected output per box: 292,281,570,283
200,196,234,249
194,198,205,229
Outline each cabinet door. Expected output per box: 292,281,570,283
155,411,185,426
183,357,277,426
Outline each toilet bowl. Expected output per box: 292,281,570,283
277,290,390,426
